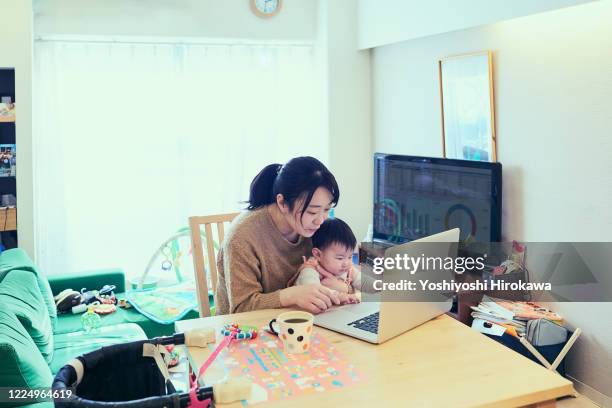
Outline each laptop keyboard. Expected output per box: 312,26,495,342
348,312,379,334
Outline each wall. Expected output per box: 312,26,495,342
319,0,372,240
34,0,316,41
358,0,596,49
0,1,34,258
370,1,612,402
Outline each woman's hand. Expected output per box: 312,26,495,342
280,284,341,314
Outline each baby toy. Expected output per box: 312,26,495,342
186,324,256,407
187,378,252,407
185,327,216,347
91,303,116,315
220,324,258,340
210,377,252,404
54,285,118,314
163,344,180,368
81,306,102,332
136,227,219,292
54,289,83,313
81,284,117,305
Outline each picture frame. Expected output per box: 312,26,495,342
438,51,497,162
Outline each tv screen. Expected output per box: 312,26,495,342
373,153,502,243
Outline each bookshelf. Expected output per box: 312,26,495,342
0,68,17,249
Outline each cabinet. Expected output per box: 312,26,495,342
0,68,17,249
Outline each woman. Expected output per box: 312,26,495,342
216,156,342,315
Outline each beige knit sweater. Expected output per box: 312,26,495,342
215,207,312,314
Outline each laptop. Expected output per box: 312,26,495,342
314,228,460,344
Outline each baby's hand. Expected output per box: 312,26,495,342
321,277,350,293
338,292,360,305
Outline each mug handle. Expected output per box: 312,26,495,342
268,318,280,336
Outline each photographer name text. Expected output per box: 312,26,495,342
372,279,552,292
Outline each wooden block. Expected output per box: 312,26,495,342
184,327,216,347
213,377,252,403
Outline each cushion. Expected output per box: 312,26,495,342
0,310,54,406
0,249,57,330
0,270,54,364
51,323,147,373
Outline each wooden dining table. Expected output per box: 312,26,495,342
175,308,574,407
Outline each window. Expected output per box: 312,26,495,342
34,39,326,278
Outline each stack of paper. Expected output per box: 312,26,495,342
490,298,563,323
470,296,526,336
470,295,563,337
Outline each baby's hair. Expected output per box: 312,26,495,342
312,218,356,251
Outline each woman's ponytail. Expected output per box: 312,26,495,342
246,157,339,216
247,163,282,210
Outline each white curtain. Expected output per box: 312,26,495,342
33,39,326,279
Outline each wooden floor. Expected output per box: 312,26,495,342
557,394,600,408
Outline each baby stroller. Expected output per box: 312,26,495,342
52,333,215,407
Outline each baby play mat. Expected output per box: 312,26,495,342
205,328,364,405
126,281,197,324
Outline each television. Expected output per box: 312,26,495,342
373,153,502,244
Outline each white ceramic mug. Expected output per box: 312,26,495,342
268,311,314,354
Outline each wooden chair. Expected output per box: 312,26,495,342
189,212,239,317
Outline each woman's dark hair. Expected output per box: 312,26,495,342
311,218,357,251
247,157,339,217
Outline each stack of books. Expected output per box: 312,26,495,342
471,295,563,337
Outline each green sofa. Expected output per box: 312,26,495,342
48,269,199,339
0,248,198,408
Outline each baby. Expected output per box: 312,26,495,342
294,218,361,304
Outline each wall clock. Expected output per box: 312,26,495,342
250,0,282,18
